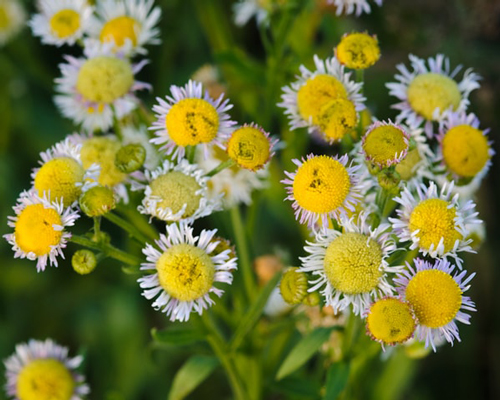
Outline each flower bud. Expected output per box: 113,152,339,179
79,186,116,217
377,169,401,191
115,143,146,173
72,249,97,275
280,268,308,305
302,291,321,307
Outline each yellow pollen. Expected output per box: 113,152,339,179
396,148,421,180
297,74,348,124
76,56,133,103
293,156,351,214
14,204,62,257
17,359,74,400
317,98,357,141
150,171,202,218
409,198,462,253
407,73,461,120
80,137,127,187
406,269,462,328
366,298,415,344
34,157,85,207
157,243,215,301
323,232,383,294
166,98,220,147
100,15,139,47
442,124,490,178
336,32,380,70
49,9,80,39
227,126,270,171
363,125,408,167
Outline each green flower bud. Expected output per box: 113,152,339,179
72,249,97,275
280,268,308,305
377,169,401,191
79,186,116,217
302,291,321,307
115,143,146,173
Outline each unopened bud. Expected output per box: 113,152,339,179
72,249,97,275
115,143,146,173
79,186,116,217
302,291,321,307
212,237,237,260
377,169,401,191
280,268,308,305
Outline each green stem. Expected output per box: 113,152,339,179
206,158,235,177
103,212,155,244
115,204,159,242
93,217,101,240
185,145,196,164
70,235,142,266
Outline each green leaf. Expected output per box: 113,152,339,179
168,355,219,400
276,326,341,380
324,361,350,400
272,377,321,398
151,327,206,346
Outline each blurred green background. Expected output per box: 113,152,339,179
1,0,499,399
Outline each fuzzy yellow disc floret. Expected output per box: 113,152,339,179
157,243,215,301
336,32,380,70
17,359,74,400
100,15,139,46
396,148,421,181
406,269,462,328
227,126,270,171
317,98,357,142
363,125,408,167
366,298,415,345
50,9,80,39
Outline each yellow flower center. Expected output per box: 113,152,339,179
316,98,357,141
49,9,80,39
166,98,220,147
100,15,139,47
407,73,461,120
0,5,10,29
14,204,63,257
227,126,270,171
150,171,202,218
323,232,383,294
76,56,133,104
406,269,462,328
336,33,380,70
81,137,127,187
409,198,462,253
17,359,74,400
366,298,415,344
363,125,408,167
34,157,85,207
297,74,348,124
292,156,351,214
157,243,215,301
442,124,490,178
395,148,421,180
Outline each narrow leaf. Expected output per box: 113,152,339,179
168,355,219,400
324,361,350,400
152,327,205,346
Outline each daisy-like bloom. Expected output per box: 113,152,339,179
362,120,410,169
4,191,79,272
226,123,279,171
395,258,476,351
386,54,481,137
390,181,481,268
138,223,237,322
134,159,221,223
299,213,401,315
55,40,150,132
326,0,382,16
31,138,99,208
335,32,380,70
278,55,365,143
282,154,362,228
365,297,416,348
4,338,89,400
29,0,93,47
233,0,269,26
0,0,25,46
88,0,161,56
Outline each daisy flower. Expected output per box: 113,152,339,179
299,212,401,315
134,159,222,223
386,54,481,137
4,339,89,400
54,40,150,132
138,223,237,322
279,55,365,143
31,138,99,208
395,258,476,351
282,153,362,228
29,0,93,47
335,31,380,70
0,0,25,46
390,181,481,268
88,0,161,55
326,0,383,16
4,191,79,272
150,80,236,162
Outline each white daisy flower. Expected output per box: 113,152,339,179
395,258,476,351
300,212,401,315
389,181,482,268
29,0,93,47
138,223,237,322
326,0,383,16
134,159,222,223
121,123,160,170
54,40,150,132
278,55,365,143
88,0,161,56
3,191,79,272
0,0,25,46
150,80,236,162
4,338,89,400
386,54,481,137
233,0,270,27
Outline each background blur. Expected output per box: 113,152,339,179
1,0,499,399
